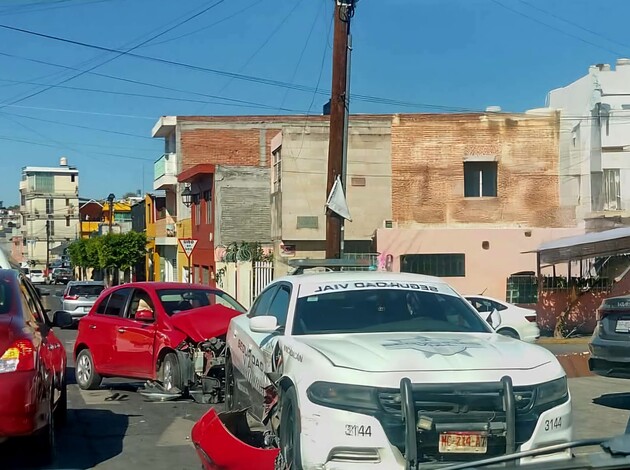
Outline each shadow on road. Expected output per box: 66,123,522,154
1,408,132,470
593,392,630,411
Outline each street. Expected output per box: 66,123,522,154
0,284,628,469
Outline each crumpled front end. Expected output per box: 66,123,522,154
191,408,280,470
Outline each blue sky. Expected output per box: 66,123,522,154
1,0,629,205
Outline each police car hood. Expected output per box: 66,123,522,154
296,332,553,373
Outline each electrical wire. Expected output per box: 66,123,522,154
206,0,305,112
277,0,323,112
0,22,480,113
0,51,309,114
142,0,265,48
488,0,623,57
0,0,226,109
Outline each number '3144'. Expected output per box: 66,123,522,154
544,417,562,431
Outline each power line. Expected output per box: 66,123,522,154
1,103,155,119
0,0,226,109
213,0,305,101
488,0,623,57
0,0,115,16
0,51,309,113
0,21,478,112
516,0,630,52
277,0,323,112
143,0,265,48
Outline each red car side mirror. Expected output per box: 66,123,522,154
135,309,154,322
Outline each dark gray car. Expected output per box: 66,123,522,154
62,281,106,320
589,295,630,378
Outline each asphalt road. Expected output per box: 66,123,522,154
0,284,627,469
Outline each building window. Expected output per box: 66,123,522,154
46,198,54,215
34,173,54,193
71,174,76,183
401,254,465,277
49,221,55,237
193,194,201,226
203,190,212,224
65,216,70,227
202,266,210,285
604,168,621,211
464,162,497,198
65,198,69,206
272,148,282,193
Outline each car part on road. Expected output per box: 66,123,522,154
75,349,102,390
138,380,183,402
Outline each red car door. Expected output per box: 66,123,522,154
113,288,158,378
83,287,132,376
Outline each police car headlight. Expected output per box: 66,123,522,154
535,376,568,407
307,381,380,413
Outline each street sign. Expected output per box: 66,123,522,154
179,238,198,258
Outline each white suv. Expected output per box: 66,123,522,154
225,270,572,469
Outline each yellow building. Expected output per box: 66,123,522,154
177,217,192,282
144,194,159,281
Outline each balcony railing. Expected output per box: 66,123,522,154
154,153,178,190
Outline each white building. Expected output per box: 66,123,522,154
548,58,630,224
19,157,80,269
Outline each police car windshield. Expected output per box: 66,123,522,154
292,287,491,335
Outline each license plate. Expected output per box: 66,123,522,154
615,320,630,333
439,432,488,454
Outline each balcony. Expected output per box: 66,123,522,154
155,213,178,246
154,153,178,190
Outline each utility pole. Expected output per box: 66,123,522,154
45,218,50,276
325,0,356,259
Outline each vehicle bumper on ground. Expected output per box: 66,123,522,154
0,371,42,437
588,338,630,378
298,383,572,469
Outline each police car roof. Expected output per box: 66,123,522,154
276,270,446,286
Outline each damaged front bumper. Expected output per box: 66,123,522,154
191,408,280,470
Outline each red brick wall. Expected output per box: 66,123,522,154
390,113,576,227
537,272,630,334
181,129,264,170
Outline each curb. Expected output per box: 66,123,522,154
536,337,590,345
555,352,593,378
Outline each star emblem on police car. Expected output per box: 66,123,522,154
381,336,484,357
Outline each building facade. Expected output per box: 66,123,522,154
548,58,630,223
19,157,80,269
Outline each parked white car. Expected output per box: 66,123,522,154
465,295,540,343
28,269,46,284
226,270,571,469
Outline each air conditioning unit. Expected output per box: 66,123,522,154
382,219,398,229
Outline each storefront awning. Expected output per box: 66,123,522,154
525,227,630,265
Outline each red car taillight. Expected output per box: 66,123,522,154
0,339,36,373
525,315,537,323
64,294,79,300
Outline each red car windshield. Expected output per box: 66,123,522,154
156,289,246,316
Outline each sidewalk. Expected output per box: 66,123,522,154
536,335,591,345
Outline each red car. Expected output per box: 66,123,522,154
0,269,72,464
73,282,246,403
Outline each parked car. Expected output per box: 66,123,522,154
62,281,106,321
589,295,630,378
28,269,46,285
0,269,73,465
465,294,540,342
52,268,74,285
225,269,571,469
73,282,247,404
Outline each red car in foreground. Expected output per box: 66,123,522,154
0,269,73,464
73,282,246,403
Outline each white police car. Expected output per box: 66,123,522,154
225,264,572,469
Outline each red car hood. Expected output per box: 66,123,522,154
169,305,242,342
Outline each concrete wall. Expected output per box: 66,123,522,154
548,59,630,218
375,226,584,300
273,119,392,241
215,165,271,246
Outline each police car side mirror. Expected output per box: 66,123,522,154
250,315,278,333
487,309,502,330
